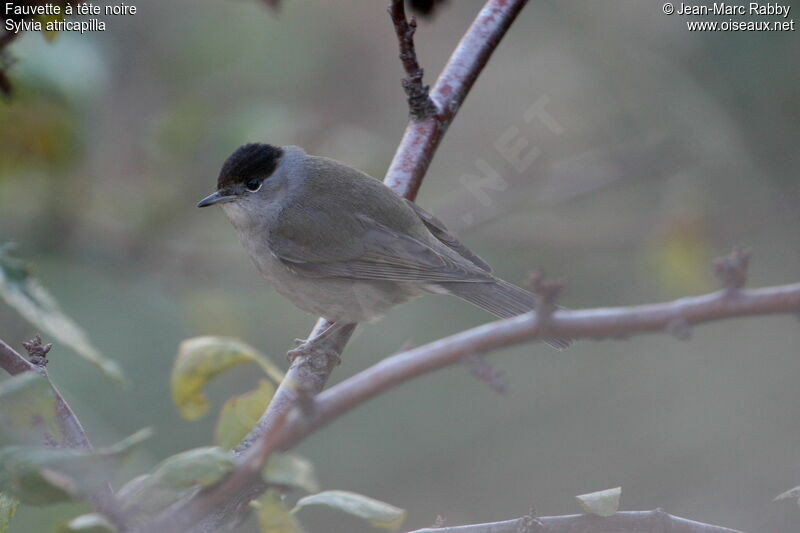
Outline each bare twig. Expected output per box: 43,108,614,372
389,0,438,119
407,509,743,533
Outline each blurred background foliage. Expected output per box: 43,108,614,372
0,0,799,531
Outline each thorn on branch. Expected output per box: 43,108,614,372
388,0,438,120
515,506,543,533
466,353,508,393
526,270,564,320
22,334,52,367
713,247,751,291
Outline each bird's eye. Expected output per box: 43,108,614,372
245,178,262,192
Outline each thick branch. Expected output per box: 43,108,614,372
408,509,743,533
267,281,800,451
239,0,529,457
147,1,530,530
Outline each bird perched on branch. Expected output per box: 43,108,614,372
198,143,571,354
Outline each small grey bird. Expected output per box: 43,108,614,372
197,144,571,352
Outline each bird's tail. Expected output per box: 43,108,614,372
439,279,573,351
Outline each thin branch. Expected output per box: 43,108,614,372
0,337,126,528
0,338,92,450
389,0,438,120
407,509,744,533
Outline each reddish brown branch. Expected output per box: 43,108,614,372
238,0,529,458
144,1,530,530
265,280,800,452
408,509,743,533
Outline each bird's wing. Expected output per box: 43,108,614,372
403,199,492,272
269,209,494,283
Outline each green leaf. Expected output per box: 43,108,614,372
140,447,234,489
293,490,406,530
117,447,235,525
255,489,305,533
214,379,275,450
0,372,61,445
263,453,319,494
116,474,185,521
0,245,124,384
56,513,116,533
0,492,19,533
0,428,151,505
575,486,621,517
171,337,283,420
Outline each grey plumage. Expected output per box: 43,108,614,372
198,144,571,351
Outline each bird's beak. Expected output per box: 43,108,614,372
197,190,235,208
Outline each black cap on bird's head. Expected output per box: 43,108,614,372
198,143,284,207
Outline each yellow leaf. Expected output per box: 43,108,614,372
256,489,305,533
214,380,275,449
36,14,64,42
575,486,621,517
171,337,283,420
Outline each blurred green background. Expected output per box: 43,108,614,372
1,0,799,531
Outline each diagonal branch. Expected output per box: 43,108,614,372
145,1,531,530
0,337,125,528
0,338,92,451
407,509,744,533
239,0,530,459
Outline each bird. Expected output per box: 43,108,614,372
197,143,571,354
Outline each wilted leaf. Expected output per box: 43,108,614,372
0,372,61,445
0,245,124,384
774,485,800,504
256,489,305,533
293,490,406,530
263,453,319,494
576,486,621,517
172,337,283,420
56,513,116,533
0,428,151,505
0,492,18,533
215,379,275,449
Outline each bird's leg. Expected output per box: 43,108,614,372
287,321,355,365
